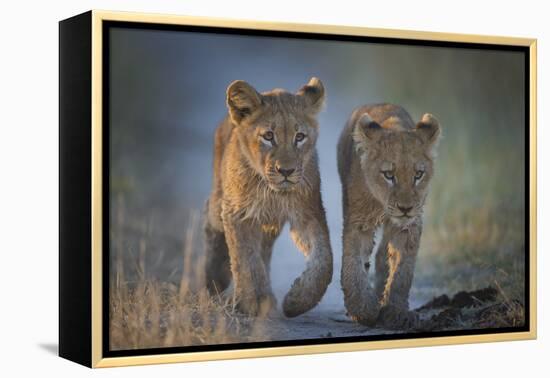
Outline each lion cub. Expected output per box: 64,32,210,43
204,78,333,317
337,104,441,329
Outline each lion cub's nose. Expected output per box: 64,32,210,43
276,166,295,178
397,204,413,215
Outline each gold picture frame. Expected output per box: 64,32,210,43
59,9,537,368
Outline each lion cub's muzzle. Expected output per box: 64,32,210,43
387,203,421,226
266,164,302,191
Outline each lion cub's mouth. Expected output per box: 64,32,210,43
390,214,418,227
268,177,300,191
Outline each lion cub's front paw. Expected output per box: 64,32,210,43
377,305,420,330
234,293,277,317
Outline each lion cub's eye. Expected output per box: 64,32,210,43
262,131,274,141
382,171,395,182
414,170,425,182
295,132,306,142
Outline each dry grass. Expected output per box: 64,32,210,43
109,280,267,350
109,205,267,351
481,281,526,328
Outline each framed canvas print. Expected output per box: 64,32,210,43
59,10,537,368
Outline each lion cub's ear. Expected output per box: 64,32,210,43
297,77,326,115
352,112,382,151
226,80,263,124
415,113,441,153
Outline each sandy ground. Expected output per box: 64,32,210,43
258,310,394,342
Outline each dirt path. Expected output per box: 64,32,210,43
261,305,395,342
251,286,523,342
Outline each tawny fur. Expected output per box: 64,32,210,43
337,104,441,329
204,78,333,317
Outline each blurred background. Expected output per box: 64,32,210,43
108,26,526,317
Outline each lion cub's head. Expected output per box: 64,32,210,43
353,111,441,227
226,78,325,192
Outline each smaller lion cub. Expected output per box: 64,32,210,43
204,78,333,318
337,104,441,329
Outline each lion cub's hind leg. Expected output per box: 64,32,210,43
204,215,232,295
375,225,422,330
258,224,282,309
260,224,281,280
374,226,391,305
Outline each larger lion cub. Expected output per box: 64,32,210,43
338,104,441,329
204,78,333,317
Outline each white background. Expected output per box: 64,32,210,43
0,0,547,376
